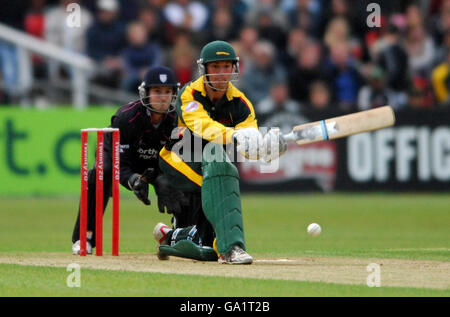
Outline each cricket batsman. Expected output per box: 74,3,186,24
153,41,286,264
72,66,186,254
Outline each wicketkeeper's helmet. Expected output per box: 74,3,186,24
138,66,180,113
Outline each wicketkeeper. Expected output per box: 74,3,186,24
152,41,286,264
72,66,186,254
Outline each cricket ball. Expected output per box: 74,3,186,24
307,223,322,237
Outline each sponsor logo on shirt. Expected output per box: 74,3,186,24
185,101,199,113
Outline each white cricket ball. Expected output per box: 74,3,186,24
307,223,322,237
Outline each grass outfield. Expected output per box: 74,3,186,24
1,264,448,297
0,193,449,296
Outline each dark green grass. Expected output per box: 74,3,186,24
0,264,448,297
243,193,450,261
0,193,448,260
0,193,449,296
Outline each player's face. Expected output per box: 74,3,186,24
148,86,173,112
206,61,234,90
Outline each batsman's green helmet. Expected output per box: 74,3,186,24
197,40,239,65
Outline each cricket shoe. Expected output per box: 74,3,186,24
72,240,92,255
218,245,253,264
153,222,171,260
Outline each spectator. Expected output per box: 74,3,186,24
120,22,163,92
250,7,288,50
323,16,363,60
256,80,302,119
1,0,447,111
213,0,249,29
321,0,365,39
236,25,260,73
374,24,410,92
408,79,434,109
85,0,139,23
258,82,307,133
25,0,47,78
405,3,425,29
323,40,363,111
44,0,93,84
279,27,308,68
246,0,290,32
431,0,450,46
324,16,350,48
87,0,125,61
205,8,239,44
145,0,167,11
288,39,324,104
241,41,287,105
45,0,93,54
0,0,28,103
117,0,139,23
434,28,450,65
25,0,46,39
87,0,126,87
163,0,210,33
138,5,170,47
404,23,436,77
431,51,450,105
170,29,197,86
408,76,435,108
357,65,407,111
0,41,20,103
285,0,324,38
307,80,332,111
0,0,28,30
139,0,175,47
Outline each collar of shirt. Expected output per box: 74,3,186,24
190,76,235,102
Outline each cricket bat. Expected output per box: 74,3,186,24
282,106,395,145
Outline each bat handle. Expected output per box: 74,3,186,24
281,131,297,143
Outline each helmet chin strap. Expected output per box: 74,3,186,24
204,74,216,91
204,75,224,92
141,99,176,114
146,105,175,114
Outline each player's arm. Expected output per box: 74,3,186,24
233,94,258,130
230,93,287,162
111,115,156,205
110,115,136,189
229,94,266,160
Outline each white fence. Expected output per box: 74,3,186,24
0,22,95,109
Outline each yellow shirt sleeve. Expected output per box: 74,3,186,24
180,96,235,145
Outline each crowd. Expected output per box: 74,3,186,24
1,0,450,124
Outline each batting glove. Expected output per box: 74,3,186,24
233,128,264,160
262,128,287,162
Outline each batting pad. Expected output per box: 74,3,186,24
201,145,246,255
158,240,218,261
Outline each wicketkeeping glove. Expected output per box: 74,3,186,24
128,168,156,206
154,175,188,215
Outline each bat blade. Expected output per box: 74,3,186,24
283,106,395,145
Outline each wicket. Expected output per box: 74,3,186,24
80,128,120,256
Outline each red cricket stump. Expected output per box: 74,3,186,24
112,130,120,256
80,131,88,256
95,131,104,256
80,128,120,257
